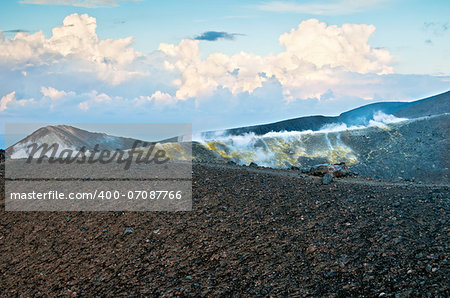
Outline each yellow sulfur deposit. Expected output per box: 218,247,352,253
202,131,358,168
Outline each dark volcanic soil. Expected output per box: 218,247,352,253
0,163,449,297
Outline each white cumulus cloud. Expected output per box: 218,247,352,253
0,13,145,84
41,86,75,100
37,87,113,111
0,15,395,102
88,90,112,102
278,19,393,74
159,19,393,101
0,91,34,111
134,91,177,106
149,91,177,105
78,101,90,111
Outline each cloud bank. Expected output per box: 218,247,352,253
0,13,448,136
0,13,145,84
160,19,393,101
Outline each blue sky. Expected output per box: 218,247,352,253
0,0,449,147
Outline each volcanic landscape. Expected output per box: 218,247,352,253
1,91,449,296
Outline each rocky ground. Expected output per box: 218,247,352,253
0,163,449,296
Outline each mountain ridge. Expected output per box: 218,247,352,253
202,90,450,138
5,125,148,158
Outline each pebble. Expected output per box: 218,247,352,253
305,245,316,254
322,173,333,185
123,227,133,236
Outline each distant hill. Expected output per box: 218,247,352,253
203,90,449,137
6,125,148,159
393,91,450,118
206,115,338,137
337,101,412,125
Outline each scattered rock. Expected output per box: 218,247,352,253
322,173,333,185
305,245,317,254
1,163,448,296
123,227,133,236
309,162,351,178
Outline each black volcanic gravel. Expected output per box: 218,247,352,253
0,163,449,296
